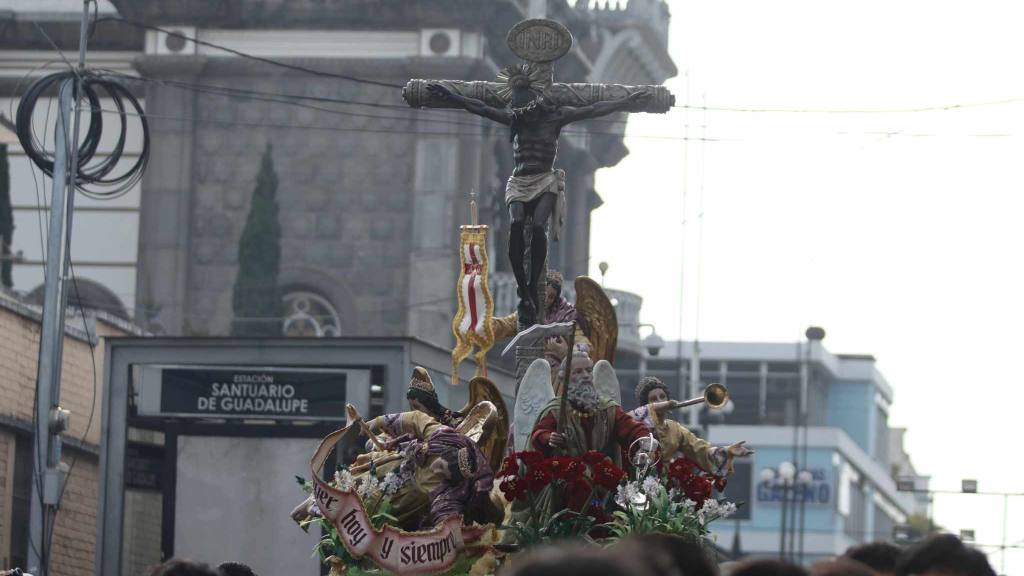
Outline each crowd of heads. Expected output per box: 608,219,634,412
143,532,997,576
495,533,998,576
147,560,257,576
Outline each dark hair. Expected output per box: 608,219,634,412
149,559,220,576
406,387,460,427
635,376,670,405
895,534,996,576
217,562,257,576
844,541,901,573
810,558,875,576
546,270,564,295
731,560,809,576
628,533,717,576
497,543,670,576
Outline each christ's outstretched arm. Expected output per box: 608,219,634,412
427,83,512,125
558,89,652,125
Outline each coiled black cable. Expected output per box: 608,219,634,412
15,70,149,199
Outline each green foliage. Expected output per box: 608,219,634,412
231,142,282,336
602,484,706,540
0,144,13,289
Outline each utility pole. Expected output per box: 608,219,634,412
27,2,91,574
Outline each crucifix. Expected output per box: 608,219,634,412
404,19,675,330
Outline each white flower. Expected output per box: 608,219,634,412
615,481,649,511
356,474,380,499
333,469,355,492
381,471,405,496
698,498,737,523
641,476,661,499
615,481,640,509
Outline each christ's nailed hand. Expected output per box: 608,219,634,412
427,83,454,100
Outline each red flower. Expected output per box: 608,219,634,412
562,458,586,481
519,451,543,468
498,455,519,478
668,457,696,479
565,477,592,511
525,467,553,492
583,451,608,467
500,477,527,502
593,462,626,490
683,475,713,508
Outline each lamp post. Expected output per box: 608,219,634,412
638,324,664,382
762,462,813,561
798,326,825,564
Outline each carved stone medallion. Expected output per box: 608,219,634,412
506,18,573,63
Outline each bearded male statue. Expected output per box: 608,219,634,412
529,349,648,465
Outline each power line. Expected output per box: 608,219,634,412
672,97,1024,114
94,17,404,90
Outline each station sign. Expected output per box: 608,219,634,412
756,467,832,506
137,365,370,421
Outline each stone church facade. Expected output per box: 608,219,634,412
117,0,677,344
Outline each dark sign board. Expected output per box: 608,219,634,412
126,442,164,491
143,366,352,420
717,461,752,520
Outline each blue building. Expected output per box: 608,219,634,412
614,339,930,563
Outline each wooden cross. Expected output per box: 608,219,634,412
403,18,674,115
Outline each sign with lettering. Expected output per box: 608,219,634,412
138,365,368,421
756,468,832,506
506,18,573,63
310,425,494,574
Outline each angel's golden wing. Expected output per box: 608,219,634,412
460,376,510,473
574,276,618,364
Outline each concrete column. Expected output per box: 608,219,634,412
134,57,208,335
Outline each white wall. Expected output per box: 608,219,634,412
174,436,322,575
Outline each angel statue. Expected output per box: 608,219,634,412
290,369,509,531
528,349,649,465
630,376,754,475
496,272,619,388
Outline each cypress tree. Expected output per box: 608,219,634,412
231,143,282,336
0,144,12,290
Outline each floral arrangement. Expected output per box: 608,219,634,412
496,450,625,546
606,456,737,540
296,464,405,571
497,451,738,548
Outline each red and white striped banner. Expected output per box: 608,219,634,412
451,226,495,384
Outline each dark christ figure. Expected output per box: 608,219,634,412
426,69,649,328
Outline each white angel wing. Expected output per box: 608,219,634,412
513,358,555,451
593,359,621,406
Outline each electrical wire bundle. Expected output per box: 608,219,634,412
15,70,149,200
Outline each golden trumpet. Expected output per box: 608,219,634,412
675,383,730,409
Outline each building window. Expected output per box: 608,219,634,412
281,291,342,337
10,434,32,570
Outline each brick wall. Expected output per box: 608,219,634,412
0,296,129,575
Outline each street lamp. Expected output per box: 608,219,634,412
761,462,813,561
636,323,662,382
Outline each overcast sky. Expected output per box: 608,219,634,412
593,0,1024,571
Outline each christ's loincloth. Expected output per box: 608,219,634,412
505,169,566,241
